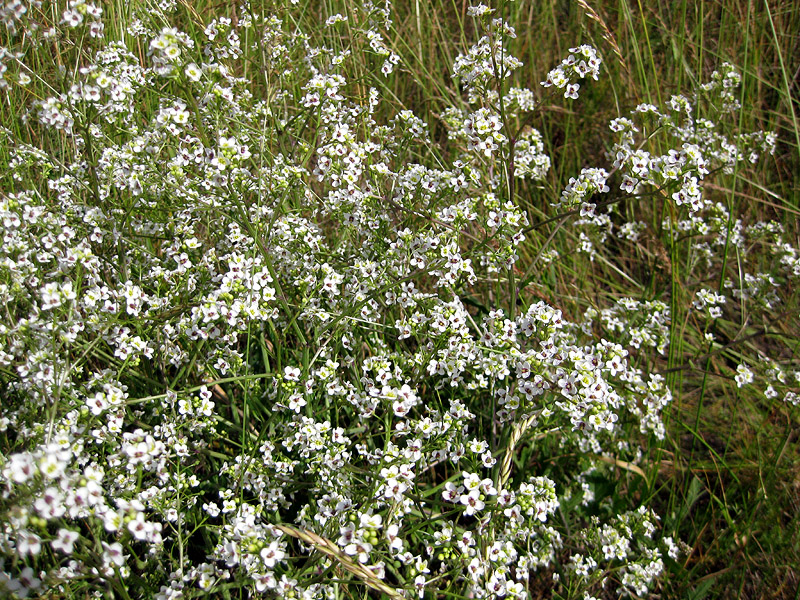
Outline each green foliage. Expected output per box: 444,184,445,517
0,0,798,598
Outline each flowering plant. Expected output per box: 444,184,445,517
0,1,797,599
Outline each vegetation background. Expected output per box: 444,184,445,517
342,1,800,596
1,0,799,598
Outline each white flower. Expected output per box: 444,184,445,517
40,282,62,310
13,567,42,596
735,364,754,387
102,541,126,567
565,83,580,99
52,529,80,554
467,4,493,17
87,391,109,415
38,452,66,479
344,540,373,563
4,452,37,483
360,513,383,530
460,490,485,515
103,509,123,532
260,540,285,568
17,531,42,556
184,63,202,81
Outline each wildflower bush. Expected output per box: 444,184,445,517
1,0,798,598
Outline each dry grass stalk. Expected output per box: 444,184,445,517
276,524,406,600
575,0,631,83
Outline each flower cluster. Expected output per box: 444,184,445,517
452,15,522,94
693,288,727,319
540,45,602,99
595,298,671,355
